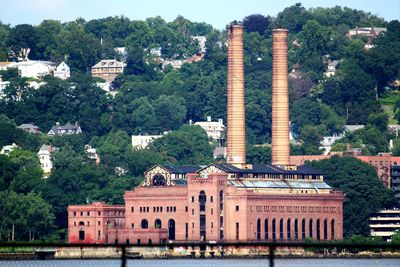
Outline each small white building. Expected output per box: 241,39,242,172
324,60,340,77
0,75,10,99
38,144,57,175
132,134,164,149
0,143,19,156
191,36,207,54
194,116,226,143
85,144,100,164
54,61,70,80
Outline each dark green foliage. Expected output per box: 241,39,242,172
247,146,271,164
307,156,397,237
149,125,214,164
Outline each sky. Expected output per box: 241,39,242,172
0,0,399,29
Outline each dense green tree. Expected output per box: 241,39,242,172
57,21,102,72
243,14,272,36
275,3,311,33
0,191,55,241
149,125,213,164
0,21,9,60
153,95,187,131
247,146,271,164
6,24,39,60
307,156,396,236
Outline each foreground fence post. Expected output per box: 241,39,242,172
269,244,275,267
121,245,126,267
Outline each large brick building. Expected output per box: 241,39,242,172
68,164,343,244
68,23,344,245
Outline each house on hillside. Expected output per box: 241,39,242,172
194,116,225,146
38,144,57,176
48,122,82,136
324,60,340,77
0,143,19,156
13,60,56,79
132,134,164,149
91,59,126,82
347,27,387,39
54,61,70,80
17,123,41,134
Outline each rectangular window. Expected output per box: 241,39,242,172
98,221,100,226
87,211,90,216
167,207,170,212
131,223,134,228
160,207,163,212
211,208,213,215
74,212,76,216
174,207,176,212
98,230,101,240
192,222,194,228
153,207,156,212
185,206,188,212
185,223,188,240
98,211,101,216
236,223,239,240
192,209,194,215
192,196,194,202
131,207,134,213
236,206,239,211
210,196,213,202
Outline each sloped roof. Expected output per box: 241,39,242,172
92,59,126,69
228,180,331,190
162,165,201,174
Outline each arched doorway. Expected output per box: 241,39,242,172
168,219,175,240
155,219,162,229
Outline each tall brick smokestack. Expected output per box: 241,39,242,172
226,22,246,167
271,29,290,166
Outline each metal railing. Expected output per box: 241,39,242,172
0,241,400,267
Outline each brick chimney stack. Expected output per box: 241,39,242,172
226,22,246,168
271,29,290,166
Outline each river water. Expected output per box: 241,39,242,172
0,259,399,267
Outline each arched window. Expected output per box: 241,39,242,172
199,191,206,212
155,219,162,229
287,218,291,240
331,219,335,240
316,219,321,240
256,218,261,240
309,219,313,238
294,219,298,240
279,218,284,240
301,219,306,240
152,174,166,186
168,219,175,240
264,219,269,240
323,219,328,240
272,219,276,240
141,219,148,229
79,221,85,226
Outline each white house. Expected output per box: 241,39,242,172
13,60,56,79
0,143,19,156
194,116,225,144
54,61,70,80
132,134,164,149
324,60,340,77
38,144,57,175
